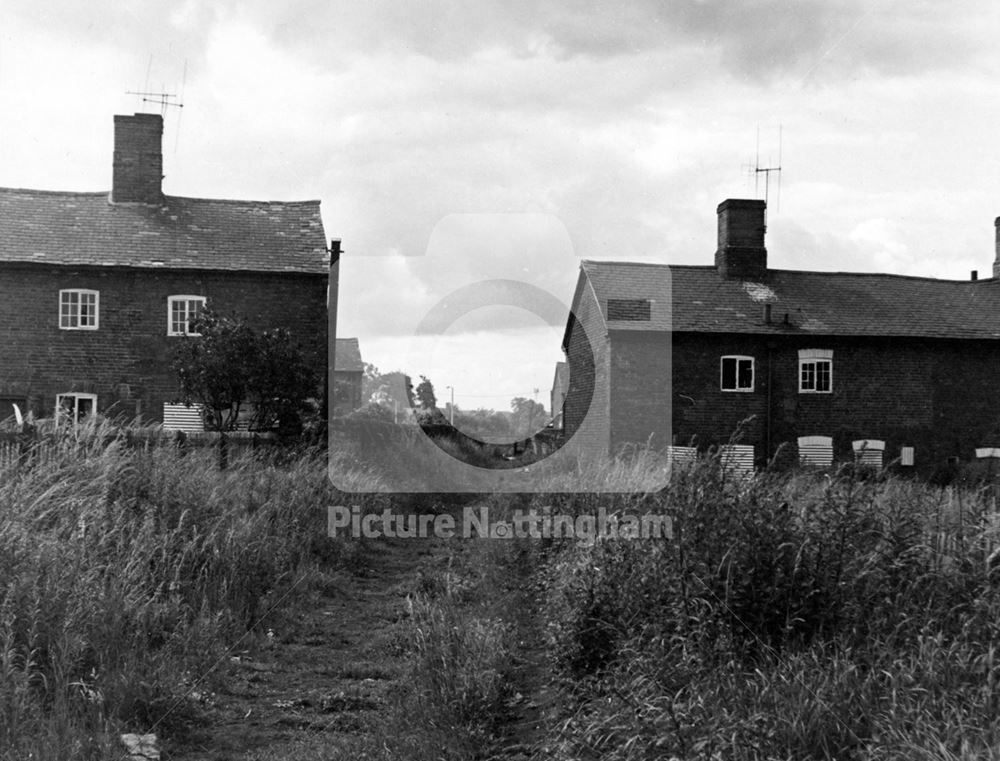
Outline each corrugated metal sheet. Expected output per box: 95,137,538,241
719,444,754,476
163,403,205,433
900,446,915,466
666,445,697,466
853,439,885,469
798,435,833,467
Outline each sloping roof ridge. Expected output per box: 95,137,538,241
0,186,106,198
166,193,322,206
768,266,986,284
582,258,679,268
582,257,991,284
0,185,321,207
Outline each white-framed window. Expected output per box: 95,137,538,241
799,349,833,393
720,355,754,392
56,393,96,424
167,295,206,336
59,289,99,330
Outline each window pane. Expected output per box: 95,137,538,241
721,358,736,389
817,361,831,391
737,359,753,389
77,397,94,420
170,301,184,333
801,362,815,390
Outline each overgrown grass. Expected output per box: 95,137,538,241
318,443,1000,760
378,529,518,760
0,420,378,761
527,455,1000,760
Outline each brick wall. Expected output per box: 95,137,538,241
666,333,1000,470
112,114,163,204
715,199,767,280
609,331,672,453
562,279,610,458
0,263,327,424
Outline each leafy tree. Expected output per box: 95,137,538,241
246,327,318,433
172,309,318,433
452,407,512,440
361,362,383,402
415,375,437,410
171,310,257,432
510,397,548,438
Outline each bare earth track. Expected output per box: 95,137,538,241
166,532,442,761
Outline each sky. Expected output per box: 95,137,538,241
3,1,1000,414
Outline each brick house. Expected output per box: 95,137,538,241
332,337,365,415
0,113,330,428
561,198,1000,471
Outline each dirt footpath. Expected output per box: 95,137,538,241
166,533,441,761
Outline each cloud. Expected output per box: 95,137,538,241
200,1,999,85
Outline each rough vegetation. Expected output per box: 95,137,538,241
0,420,376,760
384,453,1000,760
7,423,1000,760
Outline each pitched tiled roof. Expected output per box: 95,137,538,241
0,187,328,273
575,260,1000,340
552,361,568,393
334,338,364,372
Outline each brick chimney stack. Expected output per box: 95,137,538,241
715,199,767,280
994,217,1000,279
111,113,163,204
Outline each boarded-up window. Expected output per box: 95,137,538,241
606,299,651,321
798,435,833,467
852,439,885,470
719,444,755,475
163,403,205,433
900,447,915,466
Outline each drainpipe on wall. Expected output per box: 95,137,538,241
327,239,342,444
766,341,775,466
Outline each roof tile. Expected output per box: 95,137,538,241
334,338,364,372
0,188,328,274
581,260,1000,340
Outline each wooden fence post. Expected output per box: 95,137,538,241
218,432,229,471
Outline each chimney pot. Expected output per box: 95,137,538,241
111,113,163,204
972,270,978,281
715,199,767,280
